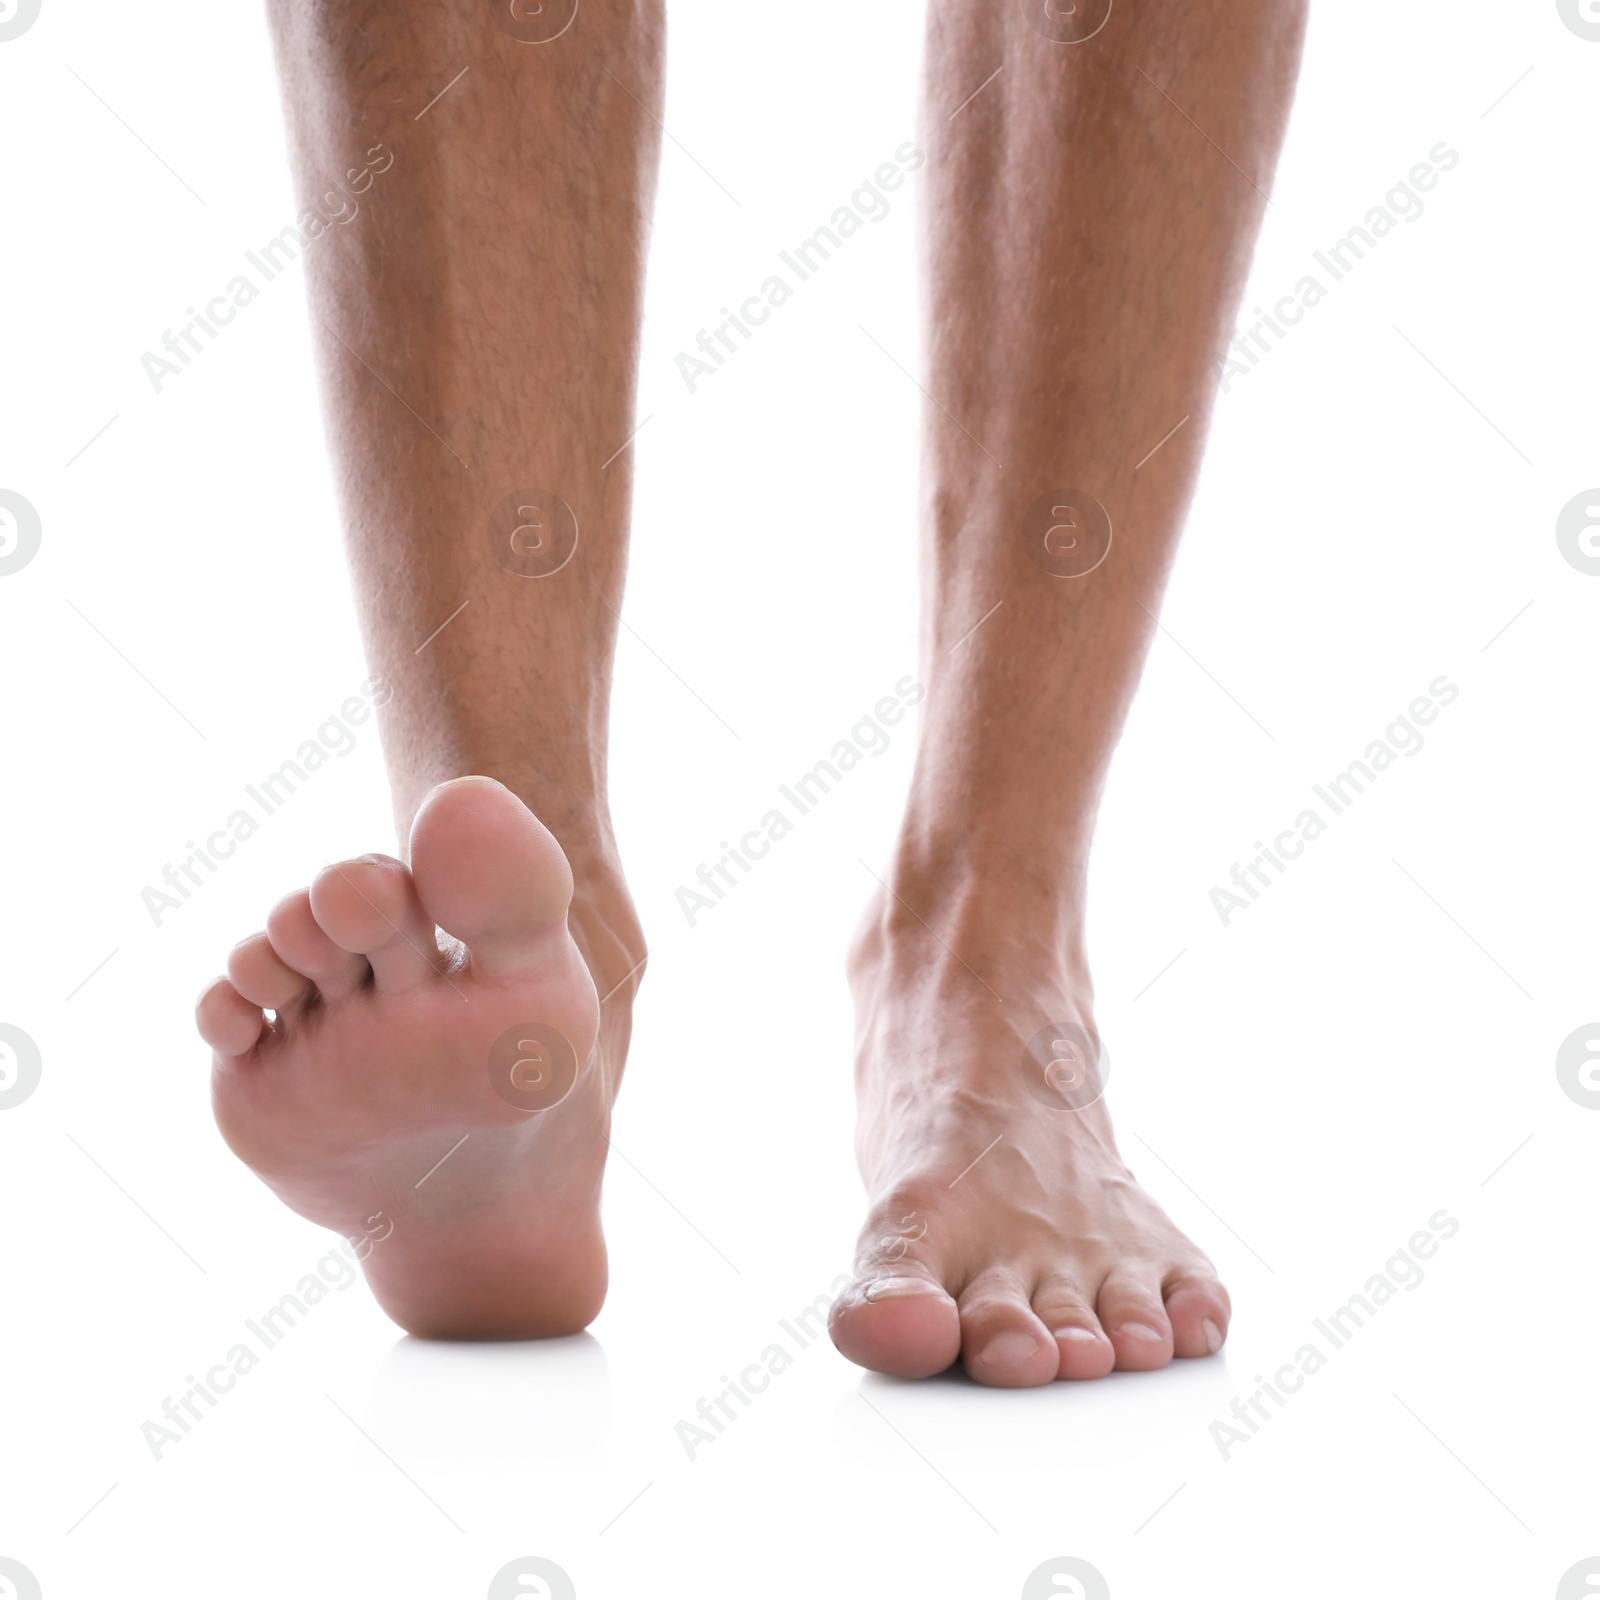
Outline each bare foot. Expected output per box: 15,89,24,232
829,898,1230,1387
195,776,643,1338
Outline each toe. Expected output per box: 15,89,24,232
227,932,309,1011
1032,1277,1116,1381
957,1270,1060,1388
266,889,368,1000
1165,1272,1231,1360
829,1273,961,1379
1095,1271,1176,1371
196,977,265,1056
409,777,574,980
310,855,439,991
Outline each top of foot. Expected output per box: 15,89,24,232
828,906,1230,1386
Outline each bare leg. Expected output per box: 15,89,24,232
830,1,1307,1384
195,0,659,1336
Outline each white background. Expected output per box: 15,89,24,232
2,1,1596,1596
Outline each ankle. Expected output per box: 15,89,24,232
849,849,1091,995
559,838,646,1003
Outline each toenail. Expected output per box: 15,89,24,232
863,1276,943,1303
979,1332,1040,1372
1202,1317,1223,1354
1119,1321,1165,1342
1053,1326,1102,1342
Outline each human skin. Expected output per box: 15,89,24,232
199,0,659,1336
826,0,1309,1383
196,0,1307,1380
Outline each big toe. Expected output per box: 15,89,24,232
409,777,575,979
829,1274,961,1380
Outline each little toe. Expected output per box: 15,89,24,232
829,1273,960,1379
266,888,368,1001
1095,1272,1176,1371
196,977,266,1057
310,855,439,991
1032,1279,1116,1381
958,1272,1061,1388
1165,1274,1231,1359
227,932,309,1012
